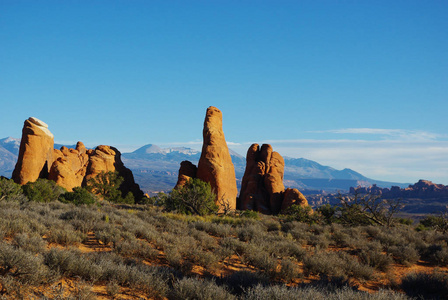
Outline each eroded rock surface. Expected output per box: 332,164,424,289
175,160,198,189
196,106,238,210
239,143,309,214
12,117,54,184
173,107,238,211
49,142,89,191
12,117,143,200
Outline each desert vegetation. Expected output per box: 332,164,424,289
0,177,448,299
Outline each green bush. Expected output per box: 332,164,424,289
86,171,134,204
22,179,66,202
59,187,96,205
281,204,316,224
0,177,26,202
164,178,218,216
419,214,448,233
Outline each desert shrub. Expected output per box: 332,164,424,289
189,249,220,272
358,244,393,272
114,239,159,260
401,271,448,299
279,258,300,282
237,223,264,242
190,220,232,237
59,207,101,233
0,242,52,285
303,251,374,280
95,227,121,246
164,178,218,215
240,209,260,219
12,232,47,254
246,250,277,276
261,218,282,232
308,233,331,250
22,178,66,202
189,228,218,250
59,187,96,205
0,177,26,202
419,214,448,233
222,270,269,295
44,248,103,282
169,277,235,300
271,240,306,261
387,244,420,266
47,226,86,246
424,244,448,266
165,247,192,273
106,280,120,298
244,284,409,300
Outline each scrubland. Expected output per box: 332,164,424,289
0,178,448,299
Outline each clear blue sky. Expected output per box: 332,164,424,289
1,1,447,184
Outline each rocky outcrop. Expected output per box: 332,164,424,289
12,117,143,201
196,106,238,210
175,160,197,189
49,142,89,191
239,143,310,214
281,188,309,212
173,107,238,211
85,145,143,200
350,180,448,199
12,117,54,185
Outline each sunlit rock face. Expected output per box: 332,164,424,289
12,117,54,185
239,143,310,214
12,117,143,200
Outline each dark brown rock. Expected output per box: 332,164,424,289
175,160,197,189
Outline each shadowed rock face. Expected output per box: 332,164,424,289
196,107,238,210
174,107,238,211
239,143,309,214
12,117,54,185
12,117,143,200
175,161,197,189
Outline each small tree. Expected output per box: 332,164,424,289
22,179,66,202
336,189,402,227
0,177,25,202
281,204,316,224
86,171,134,204
165,178,218,215
60,187,96,205
418,208,448,233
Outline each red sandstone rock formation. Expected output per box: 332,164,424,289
196,106,238,210
12,117,54,184
239,143,310,214
281,188,309,212
173,107,238,211
49,142,89,191
12,118,143,200
175,160,197,189
85,145,143,200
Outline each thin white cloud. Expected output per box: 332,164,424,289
242,138,448,184
311,128,443,141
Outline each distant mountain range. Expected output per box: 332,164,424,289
0,138,409,194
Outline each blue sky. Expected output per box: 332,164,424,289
1,1,447,184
